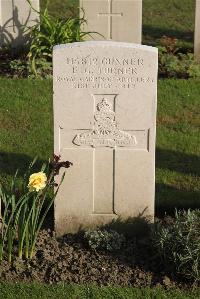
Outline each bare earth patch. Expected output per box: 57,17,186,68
0,229,191,289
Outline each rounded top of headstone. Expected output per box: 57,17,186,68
53,41,158,53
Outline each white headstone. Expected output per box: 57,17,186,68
0,0,39,47
80,0,142,43
53,41,157,236
194,0,200,60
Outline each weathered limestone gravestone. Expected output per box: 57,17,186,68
53,41,157,236
194,0,200,60
0,0,39,47
80,0,142,43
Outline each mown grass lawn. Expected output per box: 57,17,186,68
143,0,195,48
0,78,199,214
0,283,199,299
156,78,199,213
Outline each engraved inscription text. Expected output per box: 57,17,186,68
56,55,154,89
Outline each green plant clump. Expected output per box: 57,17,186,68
27,0,89,76
153,210,200,284
9,58,52,79
159,49,200,78
84,229,125,252
158,36,200,78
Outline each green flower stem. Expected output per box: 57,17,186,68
2,193,29,262
0,241,3,261
18,193,39,259
7,227,13,263
29,173,65,259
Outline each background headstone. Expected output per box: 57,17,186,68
80,0,142,43
194,0,200,60
0,0,39,47
53,41,157,236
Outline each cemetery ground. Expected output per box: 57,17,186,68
0,0,200,298
0,77,199,296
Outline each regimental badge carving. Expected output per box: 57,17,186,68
73,98,137,148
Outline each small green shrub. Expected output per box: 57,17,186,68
8,58,52,78
153,210,200,284
9,59,28,77
27,1,90,76
27,58,52,78
158,36,200,78
84,229,125,252
159,50,200,78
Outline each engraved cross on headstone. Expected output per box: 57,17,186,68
63,94,148,215
98,0,123,39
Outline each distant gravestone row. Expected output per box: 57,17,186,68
0,0,39,47
0,0,199,59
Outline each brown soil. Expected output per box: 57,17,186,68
0,229,186,288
